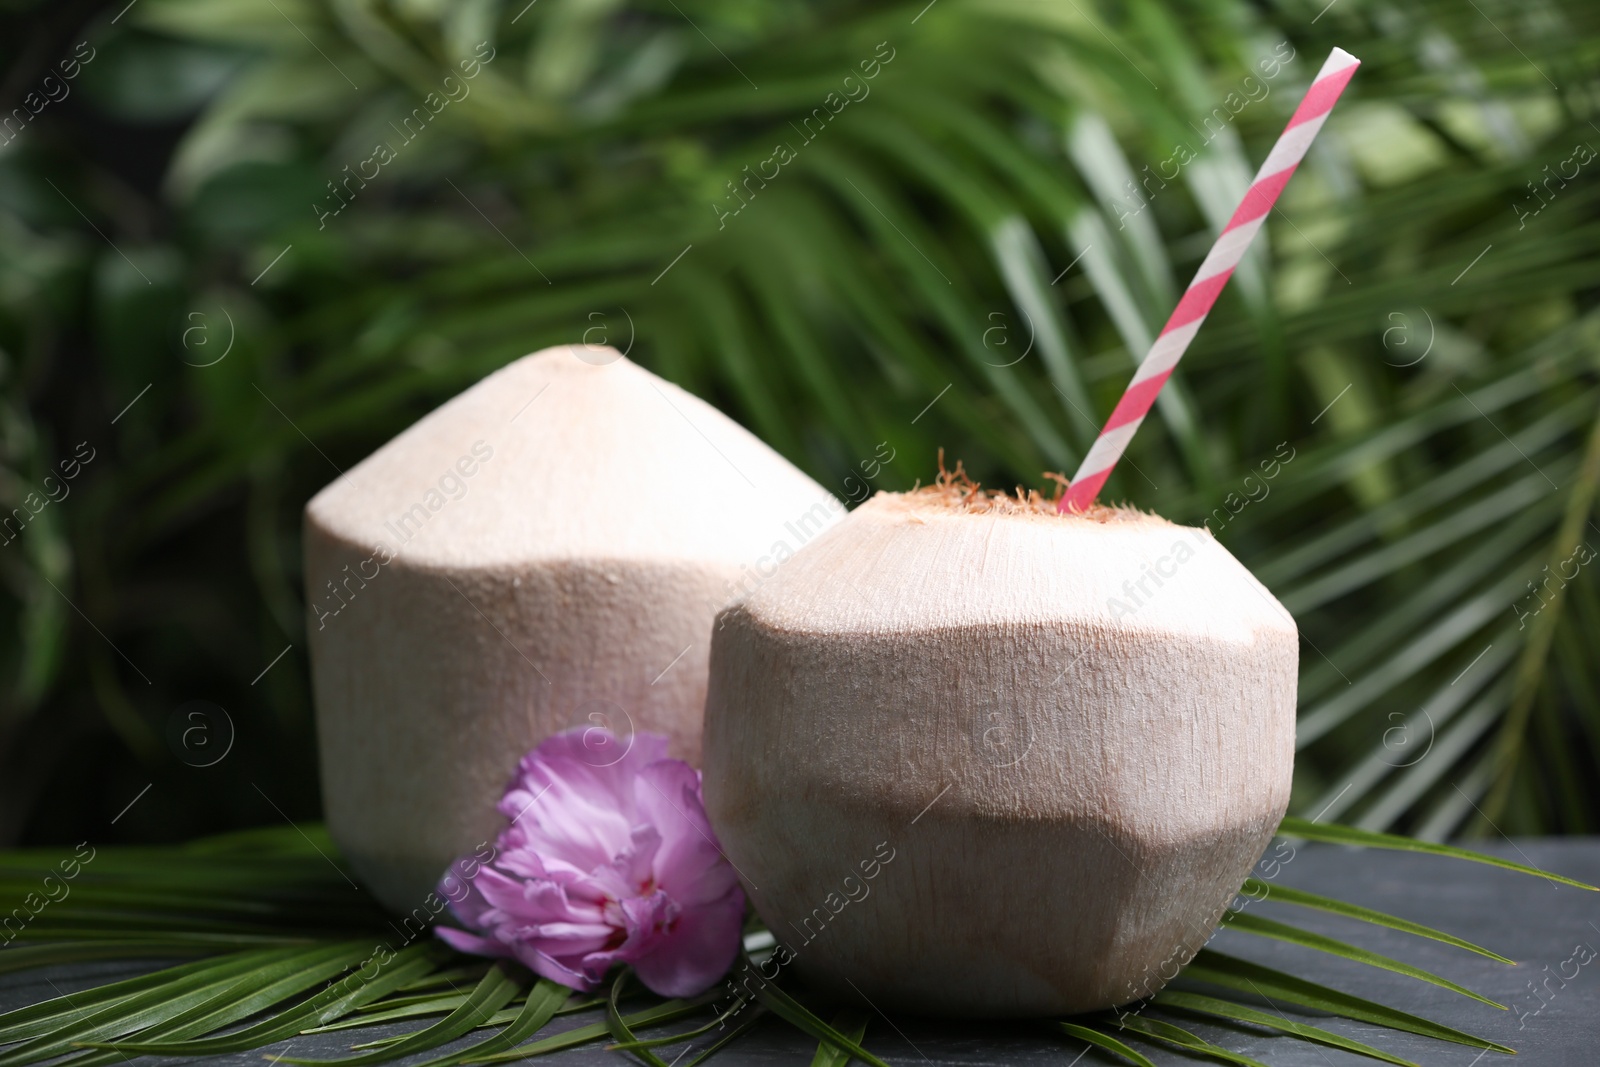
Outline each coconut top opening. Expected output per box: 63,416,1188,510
722,456,1295,639
876,455,1170,527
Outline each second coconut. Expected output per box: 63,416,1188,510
702,481,1296,1016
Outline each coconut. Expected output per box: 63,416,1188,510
702,474,1296,1016
304,345,841,913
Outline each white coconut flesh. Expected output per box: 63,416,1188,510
304,345,842,912
703,487,1297,1016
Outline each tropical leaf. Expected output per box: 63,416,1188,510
394,979,569,1067
742,966,892,1067
1,820,1589,1066
1177,951,1512,1053
1220,910,1503,1007
808,1010,870,1067
1276,816,1600,888
604,972,675,1067
1235,878,1513,963
605,996,749,1052
271,964,520,1066
1116,1015,1273,1067
1152,990,1419,1067
3,0,1598,847
460,999,711,1065
90,944,448,1055
1059,1022,1159,1067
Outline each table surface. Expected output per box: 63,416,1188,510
4,839,1598,1067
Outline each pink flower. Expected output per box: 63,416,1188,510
435,728,745,997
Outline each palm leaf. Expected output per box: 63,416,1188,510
270,964,520,1066
1152,990,1419,1067
1177,951,1512,1053
1235,879,1513,963
0,958,226,1044
1,948,309,1067
461,999,711,1065
742,967,892,1067
1276,817,1600,888
1116,1016,1273,1067
90,944,447,1055
808,1010,870,1067
365,978,565,1067
1219,911,1503,1008
605,996,749,1052
3,818,1588,1066
604,972,674,1067
679,1008,766,1067
1059,1022,1159,1067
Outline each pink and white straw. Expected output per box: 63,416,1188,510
1061,47,1360,513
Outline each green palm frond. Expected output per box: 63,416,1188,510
1150,991,1416,1067
3,0,1596,840
1,822,1592,1067
1060,1021,1160,1067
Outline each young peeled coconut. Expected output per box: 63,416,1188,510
702,469,1296,1016
304,345,841,913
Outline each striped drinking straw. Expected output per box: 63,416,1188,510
1060,47,1360,513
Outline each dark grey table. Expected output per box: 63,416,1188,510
5,841,1597,1066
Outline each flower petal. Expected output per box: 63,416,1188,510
435,925,512,959
629,888,746,998
496,728,670,870
508,939,606,993
633,761,740,906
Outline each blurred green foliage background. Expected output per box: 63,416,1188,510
1,0,1597,846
